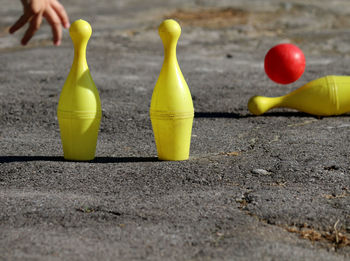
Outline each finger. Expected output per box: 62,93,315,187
20,0,28,7
44,6,62,46
51,0,70,28
21,12,43,45
9,12,32,34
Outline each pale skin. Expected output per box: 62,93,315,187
9,0,70,46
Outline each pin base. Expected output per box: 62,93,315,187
58,117,100,162
157,156,189,161
151,117,193,161
63,156,95,161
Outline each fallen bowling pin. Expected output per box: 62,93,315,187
248,75,350,116
57,19,102,161
150,19,194,161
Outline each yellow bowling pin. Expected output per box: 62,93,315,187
150,19,194,161
57,20,101,161
248,76,350,116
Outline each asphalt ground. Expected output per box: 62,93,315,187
0,0,350,260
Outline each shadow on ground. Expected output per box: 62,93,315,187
0,156,159,164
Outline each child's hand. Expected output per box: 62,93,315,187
9,0,70,46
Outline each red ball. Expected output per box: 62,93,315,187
264,43,305,84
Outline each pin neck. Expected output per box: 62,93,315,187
163,42,178,62
72,40,89,70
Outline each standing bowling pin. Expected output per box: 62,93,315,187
57,19,101,161
248,76,350,116
150,19,194,161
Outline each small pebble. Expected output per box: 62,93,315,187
251,169,270,175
